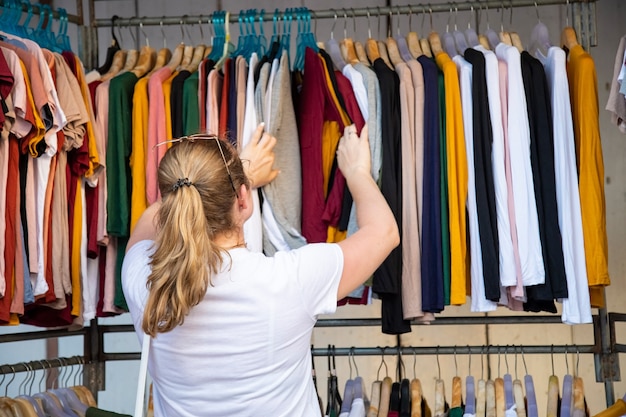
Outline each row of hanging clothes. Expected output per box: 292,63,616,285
0,356,129,417
0,2,610,334
89,3,609,335
314,345,599,417
605,32,626,134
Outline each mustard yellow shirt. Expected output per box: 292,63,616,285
566,44,610,307
436,52,468,305
163,71,178,143
129,77,150,232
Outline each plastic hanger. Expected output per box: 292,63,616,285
265,9,281,62
405,6,423,58
521,347,538,417
506,1,524,52
294,8,318,70
465,347,476,415
572,349,586,416
498,2,513,46
547,346,560,417
277,8,292,66
482,3,501,50
98,15,122,73
512,347,526,417
441,6,459,57
528,2,552,56
385,10,403,68
15,1,34,40
561,347,573,417
494,348,505,417
561,0,579,51
503,347,515,411
391,7,413,62
452,5,470,53
476,347,487,417
465,5,480,47
326,10,347,70
340,347,356,415
433,347,447,417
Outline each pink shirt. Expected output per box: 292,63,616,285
146,67,173,204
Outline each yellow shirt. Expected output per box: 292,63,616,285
70,177,83,317
129,77,150,232
566,44,610,307
74,56,102,180
436,52,468,305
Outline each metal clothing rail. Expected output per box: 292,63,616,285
93,0,595,27
0,0,83,25
0,355,86,375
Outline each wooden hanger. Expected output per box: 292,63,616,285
131,45,156,78
100,49,127,81
354,41,370,65
386,37,404,67
434,379,446,417
428,31,443,56
147,48,172,75
121,49,139,72
367,380,382,417
486,380,496,417
451,376,463,408
561,26,579,50
510,32,524,52
377,41,393,69
499,31,513,46
406,32,423,58
495,377,505,417
478,35,491,50
184,44,207,72
410,378,423,417
341,38,359,65
420,37,432,57
365,38,381,63
178,45,194,70
166,43,186,72
378,376,393,416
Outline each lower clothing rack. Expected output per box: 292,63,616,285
0,312,623,407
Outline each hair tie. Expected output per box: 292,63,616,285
172,177,193,191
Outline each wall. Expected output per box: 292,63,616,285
0,0,624,414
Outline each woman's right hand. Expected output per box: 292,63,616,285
239,123,279,188
336,123,371,182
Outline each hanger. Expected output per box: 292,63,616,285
367,347,386,417
340,348,356,416
494,348,506,417
519,347,538,417
502,347,515,412
391,7,414,62
385,10,403,68
529,2,551,57
325,345,342,417
364,9,381,63
512,347,526,417
326,10,347,70
418,6,433,57
561,0,579,51
498,1,513,46
505,1,524,52
183,19,207,72
561,346,574,417
572,348,586,417
175,17,195,70
462,347,475,414
547,346,560,417
145,20,172,76
476,347,487,417
441,5,459,57
377,348,393,417
405,6,423,58
451,347,463,408
340,9,359,65
465,5,480,47
410,349,423,417
99,23,128,82
278,8,292,65
433,347,447,417
482,2,501,50
452,4,469,54
131,19,156,78
97,15,121,73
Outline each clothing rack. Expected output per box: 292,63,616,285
82,0,598,70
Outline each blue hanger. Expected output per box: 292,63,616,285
57,8,72,51
279,8,292,64
257,9,267,56
231,10,245,57
207,11,223,61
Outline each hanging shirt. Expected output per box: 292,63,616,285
146,66,172,204
206,67,223,136
566,43,610,308
129,77,150,233
605,35,626,133
418,55,445,312
435,51,468,306
520,51,568,304
538,46,592,325
495,44,545,289
170,70,192,138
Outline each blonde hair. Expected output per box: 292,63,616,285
142,138,249,336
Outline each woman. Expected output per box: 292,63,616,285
122,123,399,416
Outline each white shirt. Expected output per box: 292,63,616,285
342,64,369,120
495,43,545,287
122,241,343,417
475,45,516,297
453,54,497,313
537,47,592,325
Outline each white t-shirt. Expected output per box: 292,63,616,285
122,240,344,417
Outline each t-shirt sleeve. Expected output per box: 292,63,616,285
293,243,344,318
121,240,154,341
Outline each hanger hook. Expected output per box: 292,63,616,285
408,5,413,31
509,0,514,26
366,8,372,39
139,19,149,47
565,345,570,375
454,3,459,31
198,16,205,41
343,8,348,39
504,345,510,375
351,347,359,377
436,346,441,380
468,345,472,376
576,347,580,377
469,5,474,30
127,20,137,48
565,0,570,27
412,347,418,380
429,5,434,32
481,345,485,380
5,365,16,396
551,345,555,375
514,346,519,380
535,1,540,21
453,346,459,376
397,6,403,37
377,347,388,380
377,6,382,39
388,9,393,38
500,0,505,32
348,347,353,379
351,8,357,36
331,10,337,40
